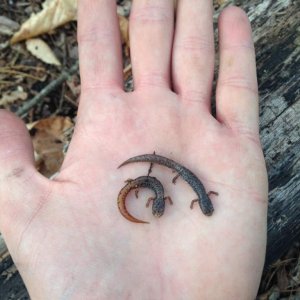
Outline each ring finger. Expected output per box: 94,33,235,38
172,0,214,109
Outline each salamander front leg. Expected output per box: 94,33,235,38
164,196,173,205
146,197,155,207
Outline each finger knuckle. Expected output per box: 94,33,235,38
130,5,171,25
175,35,213,53
218,76,258,96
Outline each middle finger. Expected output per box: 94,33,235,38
130,0,175,90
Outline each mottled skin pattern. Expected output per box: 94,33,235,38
119,154,215,216
117,176,171,224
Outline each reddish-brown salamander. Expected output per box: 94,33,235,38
118,154,217,216
117,176,172,224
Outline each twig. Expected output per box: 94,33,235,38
16,62,79,118
64,94,78,107
1,65,46,71
0,69,45,81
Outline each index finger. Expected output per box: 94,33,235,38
78,0,123,90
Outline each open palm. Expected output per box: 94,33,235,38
0,1,268,299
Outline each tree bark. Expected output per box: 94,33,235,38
246,0,300,266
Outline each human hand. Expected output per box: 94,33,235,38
0,1,268,299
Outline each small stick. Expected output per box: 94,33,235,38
16,62,79,118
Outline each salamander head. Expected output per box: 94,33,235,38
152,197,165,217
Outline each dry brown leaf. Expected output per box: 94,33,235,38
217,0,226,5
0,87,27,106
66,77,80,97
123,63,132,81
11,0,129,48
11,0,77,44
28,116,73,177
26,38,61,66
118,14,129,47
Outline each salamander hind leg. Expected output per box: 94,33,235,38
147,162,154,176
190,199,198,209
147,151,156,176
208,191,218,197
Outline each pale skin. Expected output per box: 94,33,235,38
0,0,268,299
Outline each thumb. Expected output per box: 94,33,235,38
0,109,35,174
0,110,48,236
